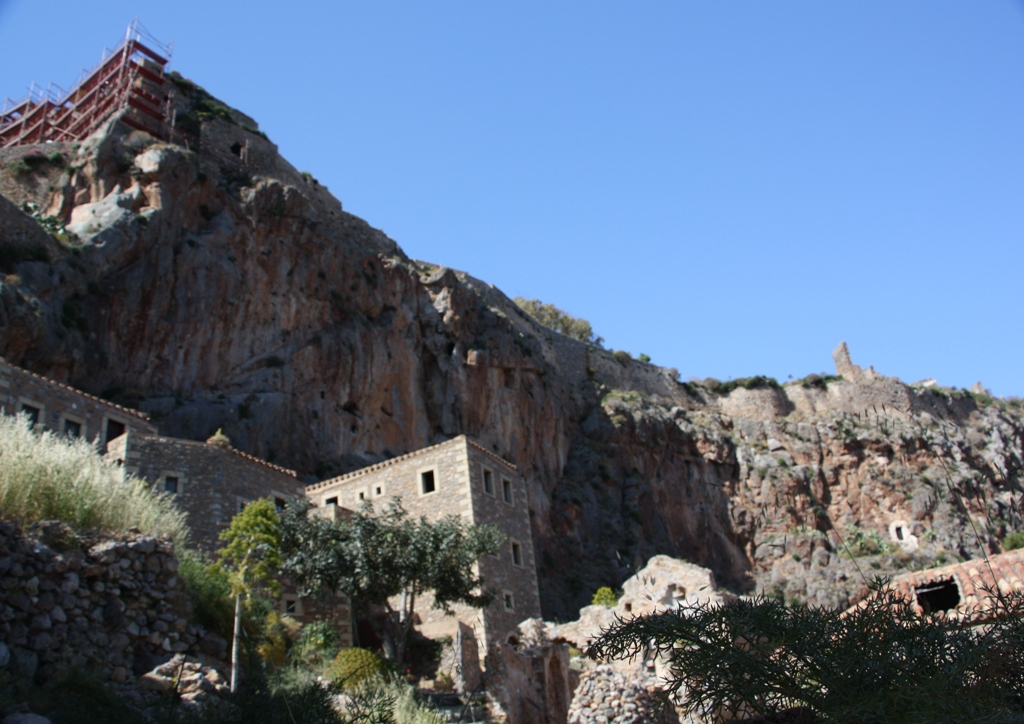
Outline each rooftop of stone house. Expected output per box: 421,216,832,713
0,356,152,422
863,548,1024,619
137,434,299,478
307,434,517,493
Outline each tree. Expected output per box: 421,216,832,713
588,580,1024,723
218,498,283,692
513,297,603,346
280,499,504,663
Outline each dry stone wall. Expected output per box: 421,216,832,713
0,520,216,688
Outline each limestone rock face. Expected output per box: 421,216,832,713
2,99,1024,619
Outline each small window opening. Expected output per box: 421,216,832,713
326,497,338,506
374,485,383,497
915,578,961,614
502,479,512,505
284,598,297,614
511,542,523,567
164,476,179,494
275,497,287,512
503,592,515,611
624,603,632,613
483,468,494,496
230,142,243,157
421,470,436,494
357,491,366,501
106,419,126,444
20,405,40,427
238,500,248,513
895,526,905,541
64,420,82,438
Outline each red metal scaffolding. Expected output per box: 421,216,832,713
0,20,173,149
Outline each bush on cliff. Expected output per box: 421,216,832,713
513,297,604,346
0,413,188,548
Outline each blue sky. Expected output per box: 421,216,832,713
2,2,1023,396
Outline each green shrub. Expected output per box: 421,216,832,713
592,586,619,607
591,582,1024,723
513,297,603,346
1003,531,1024,551
331,647,387,690
178,550,234,637
612,350,632,366
841,525,894,558
0,414,189,548
717,376,782,395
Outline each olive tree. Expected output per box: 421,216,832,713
280,499,503,663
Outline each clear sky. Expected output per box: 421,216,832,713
2,2,1022,396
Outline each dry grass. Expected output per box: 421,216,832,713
0,413,189,548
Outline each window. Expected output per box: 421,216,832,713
275,497,287,513
915,578,961,614
280,595,303,616
503,592,515,611
420,470,436,495
502,478,513,505
325,497,338,506
373,484,385,498
511,541,523,567
238,499,249,513
284,598,297,614
63,419,82,438
483,467,494,496
20,404,40,427
357,490,366,502
105,419,126,444
164,476,179,495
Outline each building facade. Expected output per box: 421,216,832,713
0,356,156,446
306,435,542,659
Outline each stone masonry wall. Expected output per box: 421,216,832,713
467,442,542,642
0,357,156,446
307,435,542,655
0,520,210,688
107,433,304,554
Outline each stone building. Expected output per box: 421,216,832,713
0,356,156,447
106,432,305,553
0,357,350,643
306,435,542,659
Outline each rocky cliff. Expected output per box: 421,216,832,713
2,86,1022,619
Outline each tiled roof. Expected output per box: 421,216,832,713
0,356,152,422
143,435,298,478
884,548,1024,618
307,435,517,493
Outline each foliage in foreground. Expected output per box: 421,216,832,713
513,296,603,346
20,666,443,724
0,413,189,548
589,581,1024,723
280,499,504,662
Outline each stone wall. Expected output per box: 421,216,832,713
107,432,304,553
0,357,156,447
308,436,475,522
467,441,543,643
307,435,542,656
0,520,211,687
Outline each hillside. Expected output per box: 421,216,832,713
1,84,1022,620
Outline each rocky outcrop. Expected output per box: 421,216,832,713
2,88,1023,620
0,520,216,687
